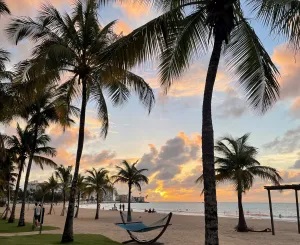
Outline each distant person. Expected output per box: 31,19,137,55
119,203,122,210
145,209,148,212
122,204,125,211
148,209,152,213
152,208,156,213
34,203,41,227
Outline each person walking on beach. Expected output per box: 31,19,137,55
122,204,125,211
33,203,41,227
119,203,122,210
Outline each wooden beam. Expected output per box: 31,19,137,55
264,184,300,190
268,189,275,235
296,190,300,234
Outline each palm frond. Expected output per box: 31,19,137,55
224,18,280,113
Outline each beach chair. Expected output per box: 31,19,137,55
115,211,172,244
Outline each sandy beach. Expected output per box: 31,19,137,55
1,203,298,244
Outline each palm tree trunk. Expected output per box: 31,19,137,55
95,193,99,220
127,184,132,222
61,78,87,243
202,33,223,245
74,192,80,218
61,190,66,216
2,187,10,220
8,159,24,223
237,191,248,232
49,190,54,215
18,124,38,227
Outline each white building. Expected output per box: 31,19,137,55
27,180,40,191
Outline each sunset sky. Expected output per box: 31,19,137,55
1,0,300,203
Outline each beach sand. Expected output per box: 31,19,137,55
3,204,300,244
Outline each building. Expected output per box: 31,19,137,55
117,194,128,203
27,180,40,191
133,196,145,203
102,189,114,202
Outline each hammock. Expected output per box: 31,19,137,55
115,211,172,244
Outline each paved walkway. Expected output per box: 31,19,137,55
0,229,61,237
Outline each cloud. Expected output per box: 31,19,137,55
138,132,201,181
289,97,300,118
263,126,300,153
215,89,248,118
289,159,300,169
271,44,300,117
115,1,150,20
114,20,132,35
7,0,73,16
80,150,117,169
272,44,300,99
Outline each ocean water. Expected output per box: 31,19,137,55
80,202,300,222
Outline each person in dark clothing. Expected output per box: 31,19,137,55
122,204,125,211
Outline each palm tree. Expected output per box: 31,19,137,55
37,182,50,204
85,168,111,220
112,160,148,222
95,1,281,242
55,165,72,216
0,139,17,220
74,174,86,218
17,129,57,226
7,1,155,241
7,124,32,223
11,81,75,227
46,175,59,215
196,134,282,232
250,1,300,51
0,0,9,16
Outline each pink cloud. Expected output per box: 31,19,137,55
114,20,132,35
115,1,150,20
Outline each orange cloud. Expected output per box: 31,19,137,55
114,21,132,35
272,44,300,99
157,64,231,98
115,1,150,19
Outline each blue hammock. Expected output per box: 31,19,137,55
115,211,172,244
116,221,167,233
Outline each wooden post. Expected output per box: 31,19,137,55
295,190,300,234
267,189,275,235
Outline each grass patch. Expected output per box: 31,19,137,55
0,234,121,244
0,219,58,233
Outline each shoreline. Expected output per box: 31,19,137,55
76,202,299,223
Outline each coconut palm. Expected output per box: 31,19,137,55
7,0,155,241
37,182,50,204
13,82,76,227
0,0,9,16
7,124,33,223
0,140,17,220
46,175,59,215
55,165,72,216
74,174,86,218
17,128,57,226
250,0,300,50
196,134,282,232
85,168,111,220
95,1,281,242
112,160,148,222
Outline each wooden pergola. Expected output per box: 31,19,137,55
264,184,300,235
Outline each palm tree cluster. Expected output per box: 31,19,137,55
0,0,298,244
30,161,148,222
